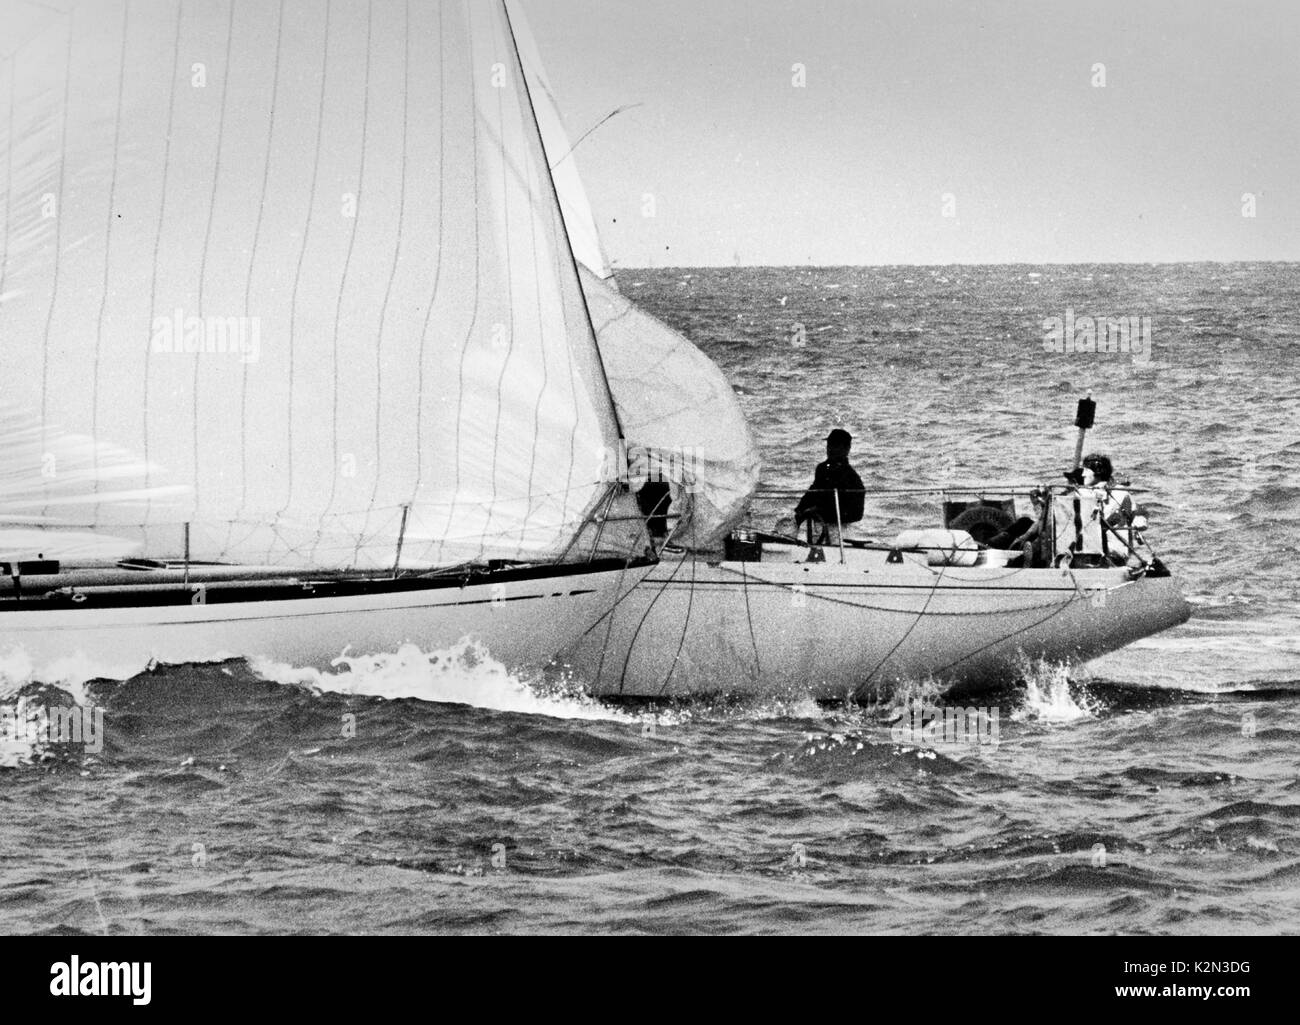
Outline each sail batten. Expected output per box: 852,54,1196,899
0,0,631,570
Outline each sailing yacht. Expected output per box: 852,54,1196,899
0,0,652,680
514,13,1193,700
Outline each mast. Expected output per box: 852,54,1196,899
500,0,625,443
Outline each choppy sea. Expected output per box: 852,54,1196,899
2,263,1298,935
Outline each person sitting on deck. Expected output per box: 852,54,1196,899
991,454,1135,564
1074,452,1137,560
988,488,1046,552
794,428,865,547
1079,453,1134,529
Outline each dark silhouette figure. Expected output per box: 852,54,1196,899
637,480,672,541
795,429,865,544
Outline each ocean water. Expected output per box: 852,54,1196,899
2,263,1298,935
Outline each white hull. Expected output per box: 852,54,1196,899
0,565,642,683
560,545,1192,699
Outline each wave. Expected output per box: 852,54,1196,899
0,648,110,705
1085,615,1300,693
249,639,636,724
1242,484,1300,510
0,685,102,769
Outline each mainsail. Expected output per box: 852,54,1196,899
508,0,614,285
513,1,761,547
0,0,631,571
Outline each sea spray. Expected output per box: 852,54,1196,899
0,691,105,767
0,646,150,702
1013,656,1097,722
249,639,636,724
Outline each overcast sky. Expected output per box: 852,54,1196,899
526,0,1299,267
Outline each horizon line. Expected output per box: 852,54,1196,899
614,258,1300,271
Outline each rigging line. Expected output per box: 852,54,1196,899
582,482,619,561
588,505,656,691
737,548,762,685
501,0,625,441
546,179,584,534
546,102,645,172
569,506,660,645
1061,563,1089,601
752,484,1151,498
754,535,1037,581
517,65,555,552
552,212,585,539
711,563,1076,617
501,0,619,562
855,560,950,698
511,3,586,552
656,514,698,698
697,572,1087,692
550,479,615,565
926,589,1085,680
615,538,690,695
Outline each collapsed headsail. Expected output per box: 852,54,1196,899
578,266,762,549
512,0,761,548
0,0,631,570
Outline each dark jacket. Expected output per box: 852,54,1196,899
795,459,865,527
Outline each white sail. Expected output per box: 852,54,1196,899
509,0,615,284
0,0,629,571
579,266,761,548
513,3,760,547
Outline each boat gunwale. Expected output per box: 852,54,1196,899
0,556,656,612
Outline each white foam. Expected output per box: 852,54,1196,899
1014,656,1094,722
1,698,54,767
250,638,635,723
674,694,829,725
0,691,103,769
882,675,949,718
0,699,39,768
0,736,36,768
0,647,121,704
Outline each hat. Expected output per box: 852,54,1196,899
826,428,853,447
1082,453,1113,482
